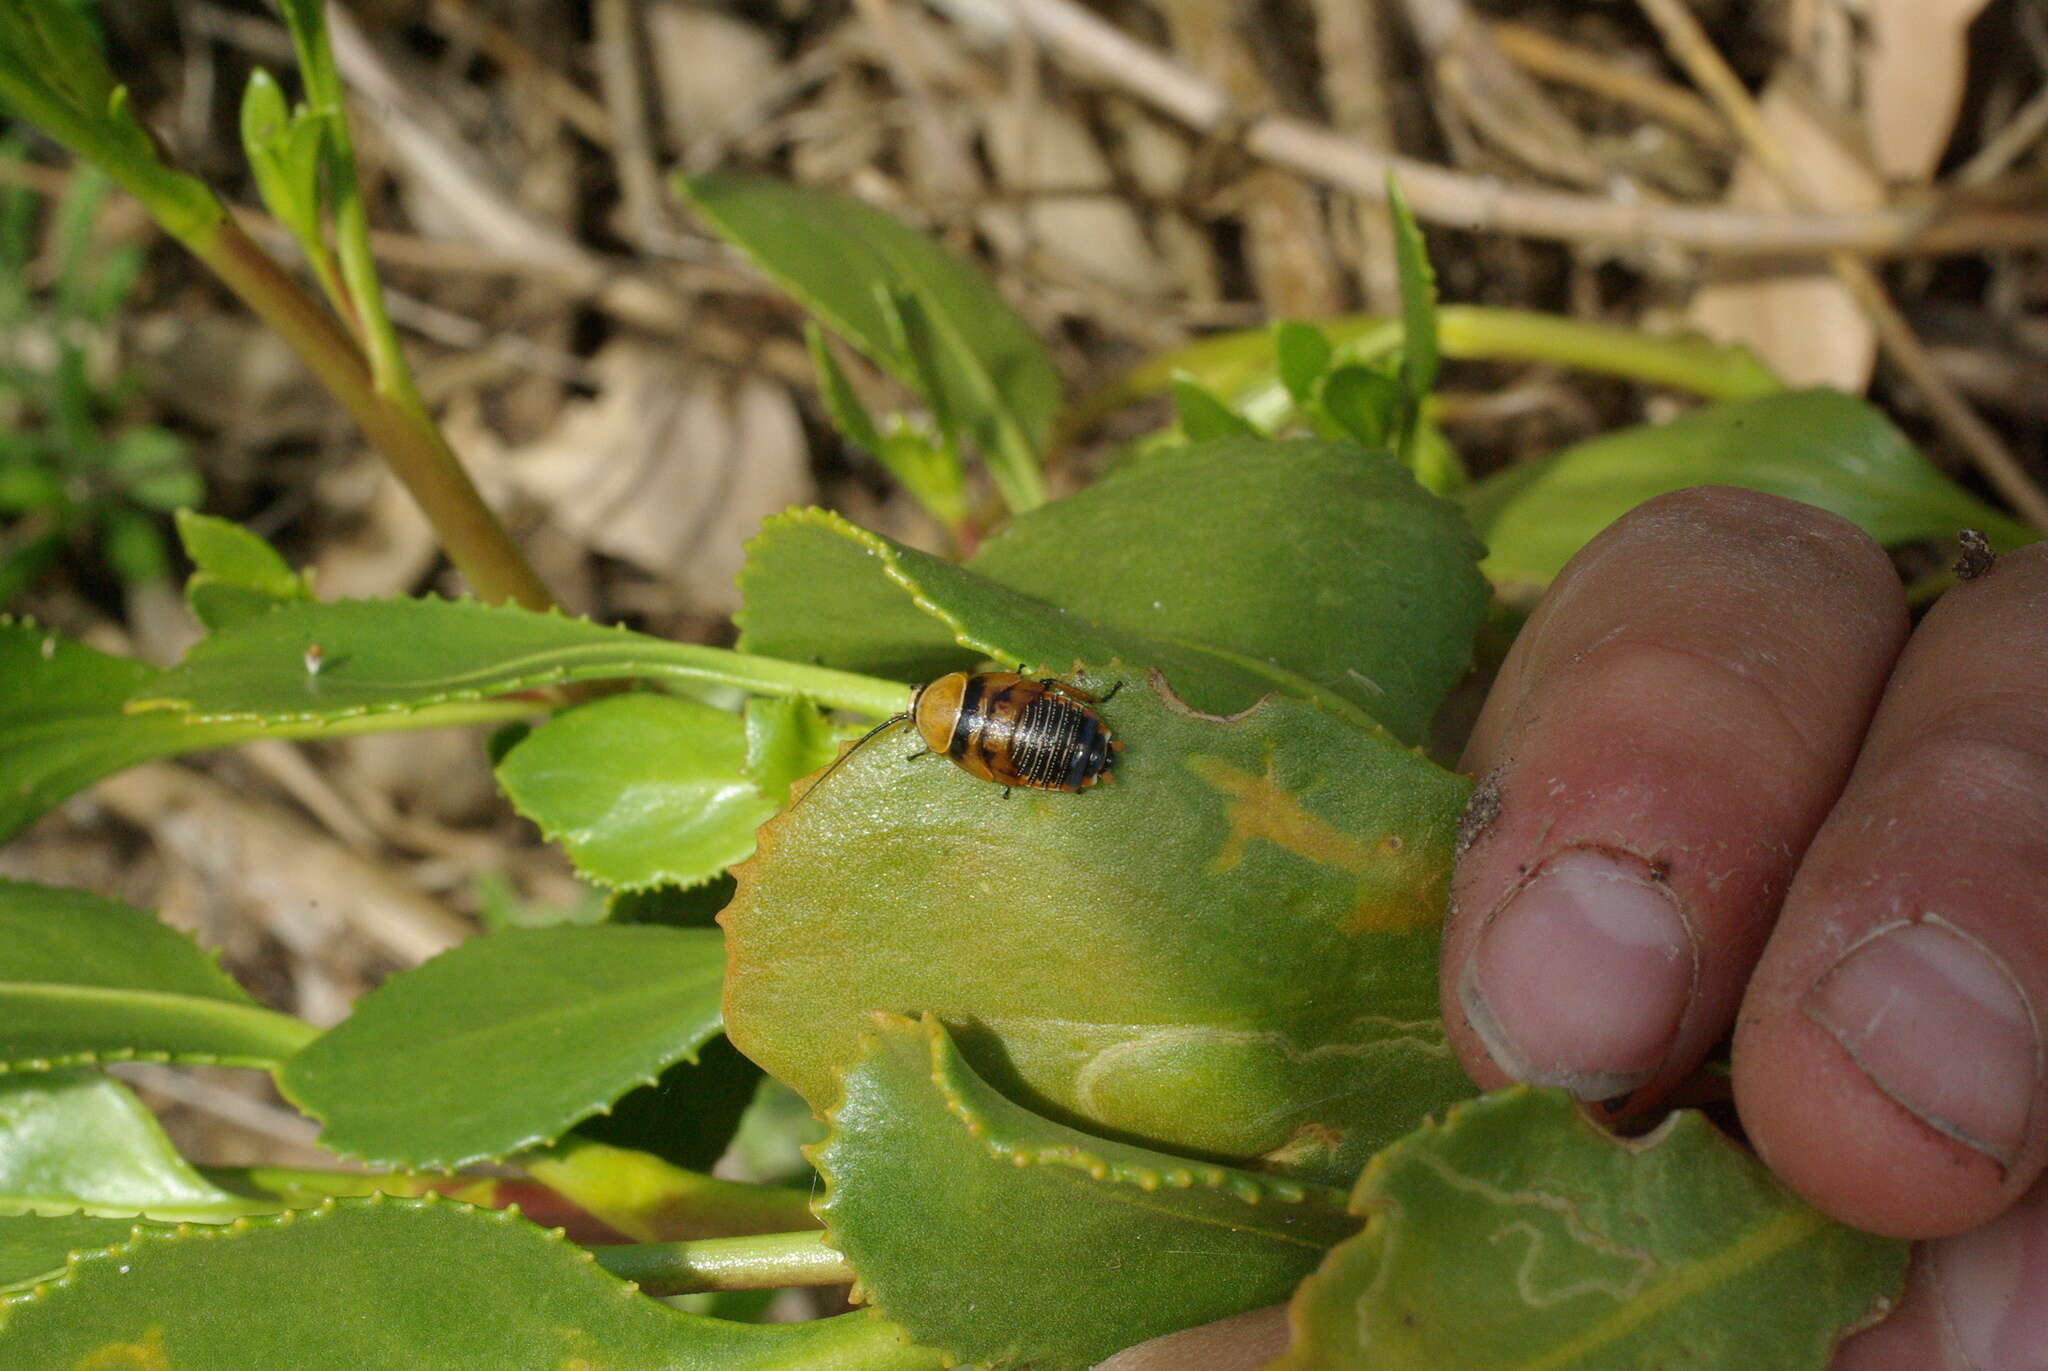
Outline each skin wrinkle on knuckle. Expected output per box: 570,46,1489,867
1554,637,1840,789
1612,486,1897,596
1862,729,2048,846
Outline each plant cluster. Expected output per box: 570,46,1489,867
0,4,2034,1367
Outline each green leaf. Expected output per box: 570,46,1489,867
607,876,735,930
494,693,772,890
804,322,883,450
875,286,960,452
273,0,342,112
1273,320,1333,405
1274,1089,1910,1371
677,171,1058,512
1469,389,2040,599
0,878,314,1073
742,697,839,810
573,1036,762,1175
99,506,169,585
279,926,726,1168
818,1015,1358,1371
524,1137,818,1244
0,1195,944,1370
1317,364,1403,449
1171,373,1262,441
1387,175,1440,420
0,617,533,843
970,437,1487,742
239,68,323,254
177,508,314,630
131,595,909,724
0,1070,260,1221
1408,414,1469,499
105,426,199,512
724,670,1476,1188
735,510,978,685
744,507,1367,729
0,1213,171,1289
740,438,1488,743
0,2,223,243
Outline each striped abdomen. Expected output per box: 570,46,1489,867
912,672,1117,792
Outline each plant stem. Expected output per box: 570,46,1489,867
192,215,557,610
1064,304,1786,443
593,1230,852,1295
525,1139,822,1243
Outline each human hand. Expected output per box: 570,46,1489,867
1101,487,2048,1370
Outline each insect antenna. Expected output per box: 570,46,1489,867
783,712,911,813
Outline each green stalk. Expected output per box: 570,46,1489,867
1066,305,1786,442
192,217,556,611
2,984,318,1069
593,1230,852,1295
598,644,913,719
0,10,557,612
987,410,1050,515
525,1138,822,1242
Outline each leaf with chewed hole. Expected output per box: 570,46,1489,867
1273,1089,1910,1371
737,507,1343,726
0,1195,944,1369
739,437,1486,742
816,1014,1358,1371
279,926,724,1169
723,669,1475,1189
0,1070,264,1222
967,438,1484,742
0,878,314,1073
494,694,770,890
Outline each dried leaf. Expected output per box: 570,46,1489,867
980,96,1164,295
1862,0,1993,182
506,343,812,615
1689,83,1881,391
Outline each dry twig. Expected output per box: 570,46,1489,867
1001,0,2048,256
1634,0,2048,533
1489,20,1734,149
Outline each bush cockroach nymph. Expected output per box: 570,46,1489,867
794,671,1123,807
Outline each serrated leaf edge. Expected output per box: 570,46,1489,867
0,1193,641,1315
276,931,726,1172
734,509,1402,741
1281,1087,1907,1370
806,1013,1348,1367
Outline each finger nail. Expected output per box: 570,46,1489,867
1805,919,2040,1169
1928,1181,2048,1370
1459,846,1696,1100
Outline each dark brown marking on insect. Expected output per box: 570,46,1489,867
948,673,988,759
800,669,1119,804
1954,528,1996,581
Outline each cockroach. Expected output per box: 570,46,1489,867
794,671,1121,807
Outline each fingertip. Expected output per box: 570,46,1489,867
1831,1180,2048,1371
1735,1001,2026,1238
